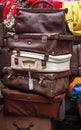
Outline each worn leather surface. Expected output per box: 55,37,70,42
0,105,52,130
0,48,11,76
0,4,4,23
70,43,81,76
2,67,69,97
7,33,72,55
15,8,67,34
2,87,65,119
70,44,78,75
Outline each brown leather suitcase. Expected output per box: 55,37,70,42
2,87,65,120
0,4,4,23
0,4,6,48
0,105,53,130
78,44,81,67
0,48,11,76
77,44,81,76
7,32,72,55
2,66,69,98
70,44,78,76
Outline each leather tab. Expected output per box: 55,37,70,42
42,53,49,69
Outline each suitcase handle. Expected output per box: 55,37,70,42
31,0,54,8
31,0,68,13
21,59,38,70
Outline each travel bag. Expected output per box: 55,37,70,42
6,0,73,55
2,66,69,97
70,44,78,76
2,87,65,120
0,48,11,76
0,4,4,23
0,105,53,130
14,0,67,34
10,50,72,72
76,44,81,76
6,32,73,56
0,4,7,47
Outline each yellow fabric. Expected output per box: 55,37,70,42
68,77,81,96
63,1,81,36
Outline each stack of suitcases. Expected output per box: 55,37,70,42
0,1,74,130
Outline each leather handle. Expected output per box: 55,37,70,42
31,0,54,8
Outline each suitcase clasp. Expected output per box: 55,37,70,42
42,35,48,43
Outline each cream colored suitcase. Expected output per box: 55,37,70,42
11,50,72,72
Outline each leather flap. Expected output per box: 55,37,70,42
2,88,65,103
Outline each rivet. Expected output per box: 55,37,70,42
28,41,31,45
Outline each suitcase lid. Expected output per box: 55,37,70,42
2,88,65,103
14,51,72,63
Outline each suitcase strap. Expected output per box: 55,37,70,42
42,53,49,69
6,33,81,41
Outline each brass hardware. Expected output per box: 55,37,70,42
8,73,12,79
39,77,44,85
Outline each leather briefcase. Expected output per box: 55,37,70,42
2,66,69,97
10,50,72,72
2,87,65,120
0,106,53,130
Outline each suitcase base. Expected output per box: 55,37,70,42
0,105,54,130
2,87,65,120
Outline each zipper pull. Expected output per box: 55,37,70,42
28,69,33,90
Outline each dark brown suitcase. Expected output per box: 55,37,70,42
7,32,72,55
78,67,81,76
2,66,69,98
0,4,4,23
70,44,78,76
0,48,11,76
2,87,65,120
0,105,53,130
78,44,81,67
77,44,81,76
0,4,6,48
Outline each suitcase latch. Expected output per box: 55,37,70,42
42,35,48,43
13,34,18,41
